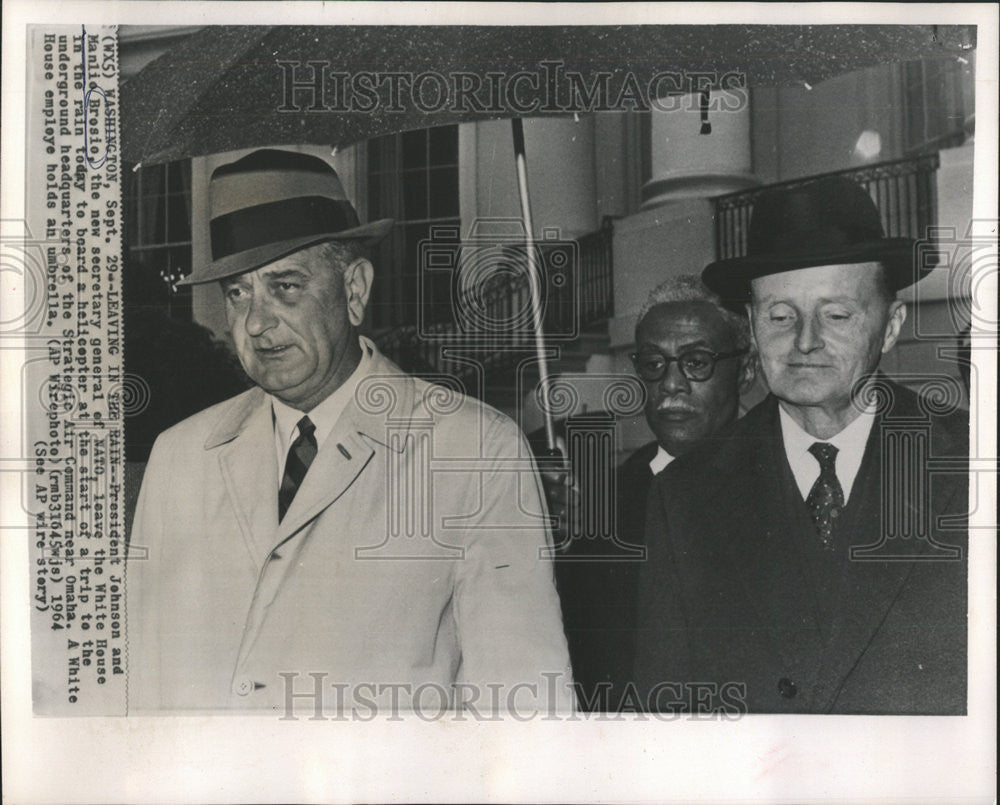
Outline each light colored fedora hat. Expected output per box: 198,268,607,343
178,148,393,285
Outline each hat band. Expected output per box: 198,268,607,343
210,196,362,260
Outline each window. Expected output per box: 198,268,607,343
123,160,193,320
366,125,460,330
902,57,975,156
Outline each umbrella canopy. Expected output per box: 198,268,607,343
121,24,975,165
119,22,975,451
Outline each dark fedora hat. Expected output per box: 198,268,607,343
702,176,936,303
178,149,393,285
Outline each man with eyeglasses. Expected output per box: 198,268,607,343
554,274,756,710
629,277,757,466
632,177,968,715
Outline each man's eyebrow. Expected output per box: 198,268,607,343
818,295,863,304
261,267,310,281
637,338,716,352
755,294,861,306
753,294,790,305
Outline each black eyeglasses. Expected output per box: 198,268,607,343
629,347,748,383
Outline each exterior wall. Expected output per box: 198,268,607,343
592,112,641,222
750,64,905,184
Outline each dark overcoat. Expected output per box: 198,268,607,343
633,378,968,714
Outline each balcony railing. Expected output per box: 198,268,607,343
714,154,941,261
375,218,615,386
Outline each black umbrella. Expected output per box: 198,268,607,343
120,23,974,448
121,24,974,165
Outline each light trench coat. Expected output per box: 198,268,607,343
127,346,574,715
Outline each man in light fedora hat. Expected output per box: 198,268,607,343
633,176,968,714
127,149,573,714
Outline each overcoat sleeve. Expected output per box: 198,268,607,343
450,413,576,714
124,431,173,713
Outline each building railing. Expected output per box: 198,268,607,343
375,219,615,384
577,217,616,327
714,153,941,261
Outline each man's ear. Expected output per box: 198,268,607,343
738,303,760,394
745,302,758,345
881,300,907,354
343,258,374,327
737,347,758,395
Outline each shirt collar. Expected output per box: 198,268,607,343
649,445,676,476
777,400,876,502
271,336,373,454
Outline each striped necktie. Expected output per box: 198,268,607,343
806,442,844,549
278,415,318,522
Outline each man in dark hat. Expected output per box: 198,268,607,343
633,176,968,715
127,149,573,714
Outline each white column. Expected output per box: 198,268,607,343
642,88,757,207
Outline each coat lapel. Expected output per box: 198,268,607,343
273,353,418,547
811,415,915,709
211,389,280,570
811,379,962,709
716,399,826,682
206,350,420,567
271,425,376,545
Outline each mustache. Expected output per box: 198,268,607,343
655,401,699,414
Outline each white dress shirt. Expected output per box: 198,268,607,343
648,445,676,476
271,336,373,484
778,402,876,504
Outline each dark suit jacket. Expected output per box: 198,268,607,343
555,441,658,709
633,379,968,715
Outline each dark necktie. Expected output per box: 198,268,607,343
278,415,318,522
806,442,845,549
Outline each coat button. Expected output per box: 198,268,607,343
777,677,797,699
233,677,255,696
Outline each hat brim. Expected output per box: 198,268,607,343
177,218,394,286
702,238,937,305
